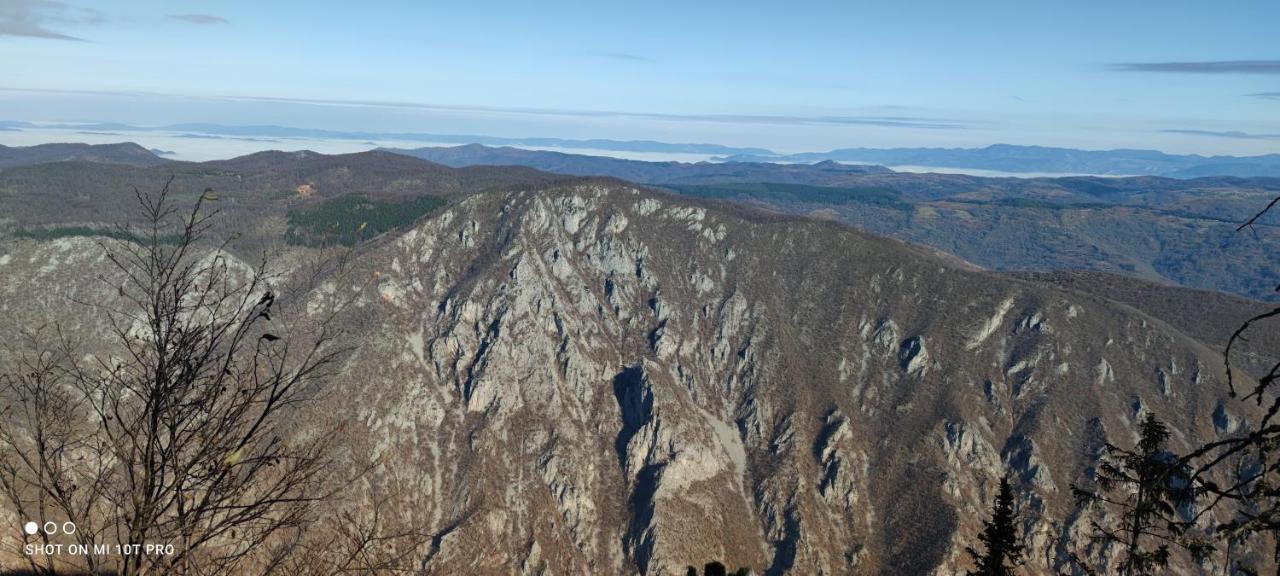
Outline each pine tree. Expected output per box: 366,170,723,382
967,475,1025,575
1070,413,1206,575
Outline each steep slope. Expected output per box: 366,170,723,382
1009,270,1280,378
0,142,169,170
295,183,1249,574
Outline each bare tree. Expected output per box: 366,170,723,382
257,491,432,575
0,328,114,575
0,182,344,574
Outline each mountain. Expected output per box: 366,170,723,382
387,143,891,184
0,176,1259,574
162,123,776,155
0,149,567,248
720,143,1280,178
10,126,1279,178
385,145,1280,300
5,147,1276,299
15,122,777,156
0,142,169,170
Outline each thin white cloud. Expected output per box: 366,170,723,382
591,51,651,63
1160,129,1280,140
1113,60,1280,74
168,13,229,25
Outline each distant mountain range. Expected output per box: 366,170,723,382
720,143,1280,178
6,121,774,156
5,122,1279,177
386,143,891,185
0,142,169,169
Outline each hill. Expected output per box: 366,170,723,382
0,142,169,170
0,149,568,249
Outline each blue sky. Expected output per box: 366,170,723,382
1,0,1278,155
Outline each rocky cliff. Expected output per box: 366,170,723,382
298,183,1243,574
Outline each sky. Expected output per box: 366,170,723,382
1,0,1279,157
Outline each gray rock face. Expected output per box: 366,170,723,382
0,183,1253,575
898,336,929,376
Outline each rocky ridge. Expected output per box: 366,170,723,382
0,182,1256,574
302,184,1244,574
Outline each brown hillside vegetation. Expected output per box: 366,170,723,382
1009,270,1280,380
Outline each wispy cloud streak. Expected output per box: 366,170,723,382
0,0,101,41
1113,60,1280,74
1160,129,1280,140
592,51,650,62
168,14,229,25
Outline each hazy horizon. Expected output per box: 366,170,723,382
2,1,1278,157
4,121,1279,173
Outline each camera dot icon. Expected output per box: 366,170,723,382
22,521,38,535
